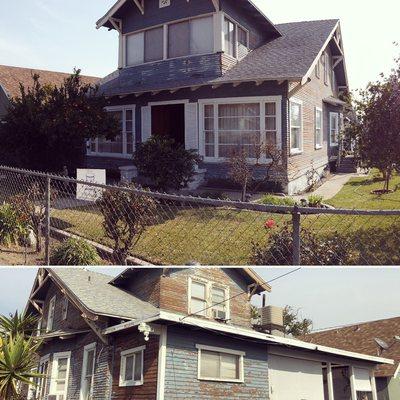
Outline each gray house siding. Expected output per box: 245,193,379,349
117,0,215,34
0,85,9,119
164,325,269,399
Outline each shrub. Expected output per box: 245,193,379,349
0,204,28,246
133,135,201,191
307,195,324,208
50,238,100,266
251,222,357,265
97,186,158,264
260,195,296,207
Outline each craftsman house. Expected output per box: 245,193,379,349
25,268,391,400
89,0,350,194
0,65,99,120
304,317,400,400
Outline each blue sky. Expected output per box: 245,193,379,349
0,0,399,90
1,268,399,331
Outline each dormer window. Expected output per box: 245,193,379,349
224,18,236,57
189,277,229,321
224,17,249,60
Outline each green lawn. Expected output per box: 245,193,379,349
40,173,400,265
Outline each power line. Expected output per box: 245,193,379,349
180,267,302,322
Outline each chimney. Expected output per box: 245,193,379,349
259,305,285,337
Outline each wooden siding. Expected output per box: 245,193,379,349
159,268,253,328
164,325,269,399
0,85,9,119
111,331,159,400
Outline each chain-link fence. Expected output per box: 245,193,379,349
0,165,399,266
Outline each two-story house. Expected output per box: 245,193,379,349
25,268,391,400
87,0,350,194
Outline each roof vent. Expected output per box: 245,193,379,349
259,305,284,336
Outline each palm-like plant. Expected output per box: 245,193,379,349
0,312,42,400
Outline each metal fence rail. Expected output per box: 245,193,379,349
0,165,399,266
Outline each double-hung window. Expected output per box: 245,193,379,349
50,352,71,400
290,99,303,154
224,18,236,57
81,343,96,400
330,112,339,146
201,97,280,161
189,278,229,320
46,296,56,332
315,108,323,149
196,345,244,383
37,355,50,400
88,106,135,158
119,346,145,387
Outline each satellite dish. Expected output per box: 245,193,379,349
374,338,390,350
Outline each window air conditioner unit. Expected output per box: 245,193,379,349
212,309,227,320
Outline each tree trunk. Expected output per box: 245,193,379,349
242,177,248,202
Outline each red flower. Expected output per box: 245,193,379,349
265,219,276,229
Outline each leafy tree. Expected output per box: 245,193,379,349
133,135,201,191
0,312,38,339
349,51,400,192
283,306,313,337
0,70,120,173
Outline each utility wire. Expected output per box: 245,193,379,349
180,267,302,322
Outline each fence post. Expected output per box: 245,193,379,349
44,175,51,266
292,205,301,266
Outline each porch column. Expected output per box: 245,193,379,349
327,363,335,400
370,370,378,400
349,366,357,400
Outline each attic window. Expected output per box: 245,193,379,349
46,296,56,332
61,296,68,321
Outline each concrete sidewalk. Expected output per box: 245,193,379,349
293,172,361,201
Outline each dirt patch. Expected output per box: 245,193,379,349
0,245,45,266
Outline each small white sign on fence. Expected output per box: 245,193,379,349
76,169,106,201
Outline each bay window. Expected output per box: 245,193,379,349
315,107,323,149
330,112,339,146
87,106,135,158
196,345,244,383
290,99,303,154
201,97,281,161
119,346,145,387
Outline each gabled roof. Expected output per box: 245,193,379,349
110,268,271,293
0,65,99,99
96,0,281,37
99,19,347,97
303,317,400,378
28,269,159,321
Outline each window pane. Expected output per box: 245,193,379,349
126,32,144,66
190,16,214,55
221,354,239,379
134,352,142,382
237,26,248,59
57,359,68,380
204,105,214,118
224,19,236,57
205,131,215,158
56,381,66,392
201,351,220,378
191,298,207,315
124,355,134,382
290,103,301,126
212,287,225,304
145,27,163,62
291,127,300,149
191,282,206,299
169,21,190,58
86,350,95,377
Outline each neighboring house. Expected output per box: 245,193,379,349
25,268,392,400
89,0,350,194
0,65,99,119
304,317,400,400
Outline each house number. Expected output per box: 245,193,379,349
160,0,171,7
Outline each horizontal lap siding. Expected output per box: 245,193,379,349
111,332,159,400
165,326,269,399
160,268,253,328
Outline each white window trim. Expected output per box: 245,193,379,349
289,98,303,155
46,296,56,333
196,344,245,383
49,351,71,398
315,107,323,150
222,14,250,60
87,105,136,159
330,112,339,146
37,354,50,400
119,345,146,387
198,96,282,163
188,277,230,321
123,12,216,68
61,296,68,321
80,343,96,400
